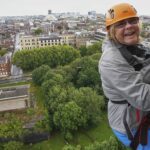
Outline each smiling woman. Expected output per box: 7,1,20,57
106,3,140,45
99,2,150,150
114,17,139,45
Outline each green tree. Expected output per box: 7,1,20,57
69,87,105,125
85,137,117,150
53,101,86,140
0,115,23,138
85,136,127,150
13,49,36,70
90,53,102,61
42,73,65,95
45,85,68,112
59,45,81,65
86,42,102,55
34,28,43,35
78,42,102,57
64,56,102,92
78,45,88,56
32,65,50,85
3,141,24,150
77,67,99,88
13,45,80,71
43,84,104,135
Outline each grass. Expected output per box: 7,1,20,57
26,112,113,150
0,81,30,88
30,83,46,113
71,113,113,147
86,114,112,142
26,134,65,150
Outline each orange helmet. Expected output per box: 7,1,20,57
106,3,138,28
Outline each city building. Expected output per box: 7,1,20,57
75,32,92,48
38,35,63,48
20,35,39,50
0,55,11,77
19,34,66,50
86,40,98,47
60,34,76,47
94,29,107,41
88,11,96,16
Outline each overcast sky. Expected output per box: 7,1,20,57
0,0,150,16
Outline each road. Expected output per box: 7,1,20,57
11,33,23,76
0,75,32,84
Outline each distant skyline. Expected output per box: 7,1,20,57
0,0,150,16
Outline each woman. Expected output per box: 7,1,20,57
99,3,150,150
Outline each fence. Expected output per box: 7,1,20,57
0,131,50,144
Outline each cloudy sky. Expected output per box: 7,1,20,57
0,0,150,16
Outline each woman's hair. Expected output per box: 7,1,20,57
107,25,118,42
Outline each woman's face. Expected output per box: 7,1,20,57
114,17,140,45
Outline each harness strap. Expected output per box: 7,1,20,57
139,120,149,145
130,116,150,150
123,107,134,141
110,100,128,104
136,109,140,123
118,46,143,71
